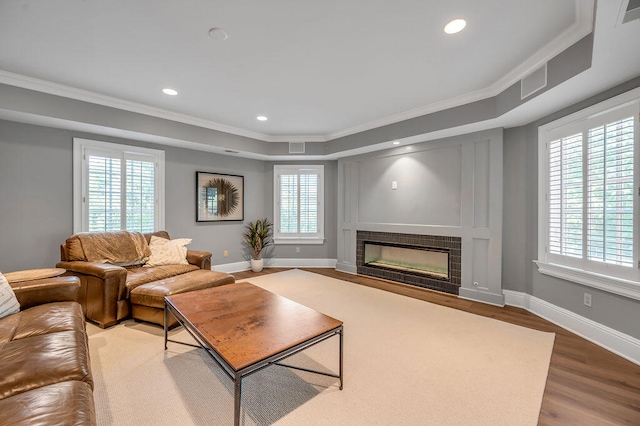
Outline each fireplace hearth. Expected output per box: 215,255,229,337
357,231,461,295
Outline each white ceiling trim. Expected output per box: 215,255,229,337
0,69,270,141
323,0,595,142
0,0,593,144
0,68,331,143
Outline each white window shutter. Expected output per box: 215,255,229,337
586,117,635,266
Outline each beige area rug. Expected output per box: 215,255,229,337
88,269,555,425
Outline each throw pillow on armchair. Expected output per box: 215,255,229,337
144,236,192,267
0,272,20,319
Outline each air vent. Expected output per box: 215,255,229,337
289,142,305,154
622,0,640,23
521,63,547,100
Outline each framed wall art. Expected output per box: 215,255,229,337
196,172,244,222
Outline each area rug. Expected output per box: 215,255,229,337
88,269,554,425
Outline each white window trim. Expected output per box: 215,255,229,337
536,87,640,301
273,164,325,245
73,138,165,233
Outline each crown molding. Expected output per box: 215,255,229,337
268,134,328,143
0,0,593,144
325,0,594,141
0,69,271,142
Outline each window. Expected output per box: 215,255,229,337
274,165,324,244
73,138,165,233
537,89,640,300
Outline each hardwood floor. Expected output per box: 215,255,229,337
232,268,640,425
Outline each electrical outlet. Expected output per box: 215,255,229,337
296,247,300,253
584,293,592,307
223,250,228,257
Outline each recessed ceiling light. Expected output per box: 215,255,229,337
392,140,400,145
256,115,268,121
209,27,229,41
444,18,466,35
162,88,178,96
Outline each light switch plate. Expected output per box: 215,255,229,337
392,181,398,190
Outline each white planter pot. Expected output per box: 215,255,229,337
250,258,264,272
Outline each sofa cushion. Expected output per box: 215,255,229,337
145,236,191,267
125,264,199,294
0,272,20,320
0,330,93,400
130,269,236,309
0,381,96,426
66,236,86,261
0,302,85,344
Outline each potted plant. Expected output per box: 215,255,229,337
243,218,273,272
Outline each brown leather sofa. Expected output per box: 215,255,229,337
0,275,96,425
57,231,234,328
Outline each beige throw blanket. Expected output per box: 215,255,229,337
74,231,151,265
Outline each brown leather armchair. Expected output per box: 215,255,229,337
57,231,214,328
0,275,96,425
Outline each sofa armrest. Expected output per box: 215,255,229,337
186,250,212,270
56,261,127,279
11,276,80,310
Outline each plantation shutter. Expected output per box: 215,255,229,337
548,133,583,258
85,149,156,232
547,115,635,268
274,164,324,242
279,174,298,233
586,116,635,266
299,172,318,233
88,154,122,232
126,158,156,233
278,170,319,235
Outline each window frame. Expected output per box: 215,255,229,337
73,138,165,233
273,164,325,245
536,88,640,301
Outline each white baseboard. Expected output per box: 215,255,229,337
335,263,357,274
212,258,337,274
459,287,505,307
504,290,640,366
212,261,250,273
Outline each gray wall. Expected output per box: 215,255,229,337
0,119,268,271
502,76,640,339
336,129,504,305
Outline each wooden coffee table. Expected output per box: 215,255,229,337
164,282,344,425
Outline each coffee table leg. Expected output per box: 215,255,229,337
164,304,168,350
234,376,242,426
339,327,344,390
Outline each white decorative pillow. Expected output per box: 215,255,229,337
144,236,192,267
0,272,20,319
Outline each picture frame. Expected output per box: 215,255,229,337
196,172,244,222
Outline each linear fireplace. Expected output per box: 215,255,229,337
364,242,449,279
357,231,461,295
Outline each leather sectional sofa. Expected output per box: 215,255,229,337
57,230,235,328
0,275,96,425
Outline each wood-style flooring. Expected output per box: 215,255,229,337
232,268,640,426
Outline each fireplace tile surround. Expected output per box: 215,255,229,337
356,231,461,295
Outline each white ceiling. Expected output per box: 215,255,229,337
2,0,621,144
1,1,639,151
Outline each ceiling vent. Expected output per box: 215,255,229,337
521,63,547,100
289,142,305,154
622,0,640,23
